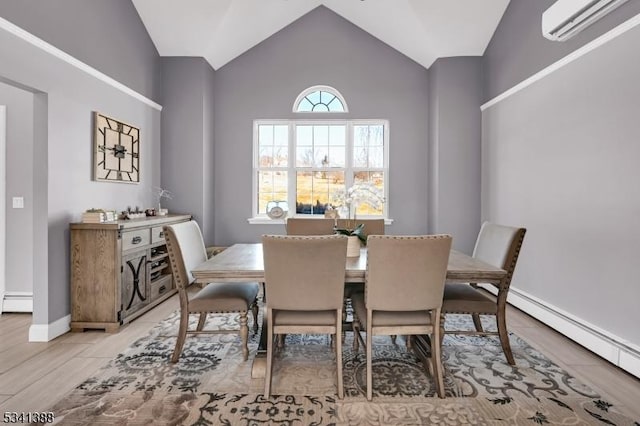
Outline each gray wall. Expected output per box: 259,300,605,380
0,0,161,102
0,82,34,295
160,57,216,243
483,0,640,101
481,15,640,345
427,57,482,254
0,9,161,324
213,6,430,245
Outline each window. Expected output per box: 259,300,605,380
253,120,388,219
293,85,348,113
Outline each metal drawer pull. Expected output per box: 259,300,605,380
132,236,142,244
158,231,164,238
159,285,166,294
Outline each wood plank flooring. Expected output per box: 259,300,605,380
0,294,639,420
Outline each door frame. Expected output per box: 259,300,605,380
0,105,6,314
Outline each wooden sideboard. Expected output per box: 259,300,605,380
70,214,191,332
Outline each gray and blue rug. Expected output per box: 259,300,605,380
46,311,639,425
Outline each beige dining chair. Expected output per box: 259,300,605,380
336,218,385,238
441,222,526,365
164,221,260,363
262,234,348,399
285,217,335,235
352,234,452,399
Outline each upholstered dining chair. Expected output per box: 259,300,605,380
352,235,452,399
164,221,259,363
336,218,385,238
285,217,335,235
262,234,348,399
441,222,526,365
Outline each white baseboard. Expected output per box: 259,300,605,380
1,291,33,312
29,314,71,342
480,284,640,380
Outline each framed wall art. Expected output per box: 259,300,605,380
94,112,140,183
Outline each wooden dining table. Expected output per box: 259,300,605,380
192,243,507,379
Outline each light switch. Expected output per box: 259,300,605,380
12,197,24,209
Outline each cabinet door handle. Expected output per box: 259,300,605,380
132,236,142,244
159,285,166,294
158,231,164,238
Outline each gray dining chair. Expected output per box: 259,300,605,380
352,234,452,399
164,221,259,363
262,234,348,399
441,222,526,365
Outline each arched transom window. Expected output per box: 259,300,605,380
293,85,348,113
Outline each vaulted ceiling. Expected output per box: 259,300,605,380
132,0,510,70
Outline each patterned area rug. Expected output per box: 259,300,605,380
47,310,639,425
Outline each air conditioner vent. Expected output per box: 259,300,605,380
542,0,629,41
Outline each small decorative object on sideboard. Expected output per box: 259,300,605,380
82,208,117,223
121,206,146,220
154,187,172,216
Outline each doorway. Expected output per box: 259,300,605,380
0,105,6,313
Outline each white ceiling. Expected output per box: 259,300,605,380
132,0,510,70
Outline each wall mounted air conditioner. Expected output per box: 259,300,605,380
542,0,629,41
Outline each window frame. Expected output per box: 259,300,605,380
252,119,390,221
292,85,349,113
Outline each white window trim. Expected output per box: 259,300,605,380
292,85,349,113
250,119,391,224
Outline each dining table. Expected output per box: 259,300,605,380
191,243,507,379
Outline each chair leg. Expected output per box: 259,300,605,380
251,300,259,333
196,313,207,331
432,310,445,398
352,320,361,351
171,312,189,363
440,312,446,348
336,309,344,399
366,310,373,401
472,313,483,332
390,335,397,344
264,309,274,398
239,311,249,361
497,311,515,365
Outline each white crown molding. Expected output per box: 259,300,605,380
1,291,33,313
481,12,640,111
29,314,71,342
0,17,162,111
480,284,640,380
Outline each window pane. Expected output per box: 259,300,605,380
298,98,313,112
273,146,288,166
353,171,384,215
370,125,384,146
369,146,384,168
296,171,345,215
353,146,368,168
258,171,288,214
354,125,368,146
259,147,273,167
327,97,344,112
274,125,288,145
307,91,321,104
296,147,314,167
320,92,334,105
328,146,345,167
329,125,346,146
313,125,328,146
297,125,312,146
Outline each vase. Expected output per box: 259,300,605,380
346,235,361,257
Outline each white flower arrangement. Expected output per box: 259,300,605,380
331,182,385,241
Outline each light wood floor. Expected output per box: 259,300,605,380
1,295,639,420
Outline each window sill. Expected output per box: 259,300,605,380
247,217,394,225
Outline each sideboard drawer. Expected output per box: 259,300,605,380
151,226,166,244
150,274,172,301
122,229,150,251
